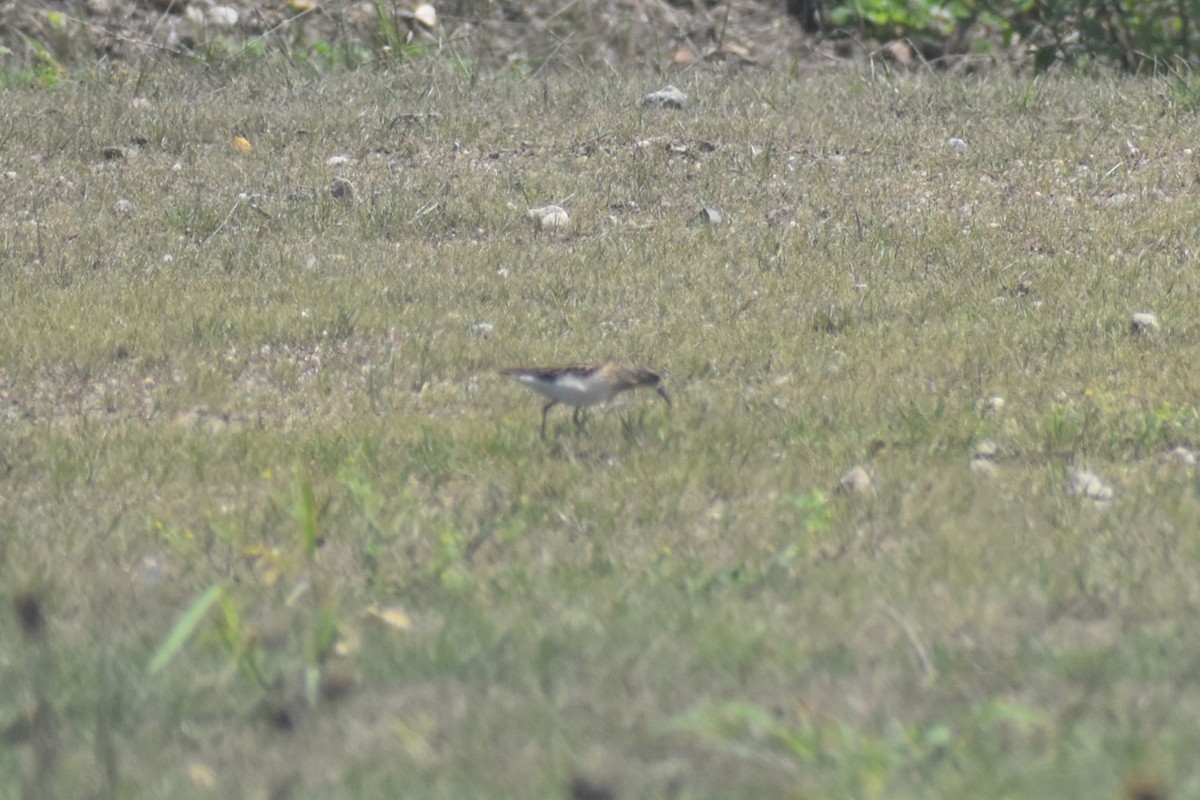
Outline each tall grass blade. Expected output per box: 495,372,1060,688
296,474,319,560
146,583,224,675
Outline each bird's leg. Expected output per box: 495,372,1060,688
540,400,558,439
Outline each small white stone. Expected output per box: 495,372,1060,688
836,465,872,495
412,2,436,28
471,322,494,340
326,154,354,167
1165,446,1196,465
688,207,722,227
948,137,968,154
207,5,239,27
115,198,135,216
527,205,569,231
1066,469,1113,504
640,85,687,110
972,439,999,460
1130,312,1159,335
981,394,1005,415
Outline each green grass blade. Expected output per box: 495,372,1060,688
296,473,319,560
146,583,224,675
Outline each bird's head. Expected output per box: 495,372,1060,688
630,368,671,406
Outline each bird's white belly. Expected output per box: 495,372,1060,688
517,373,615,406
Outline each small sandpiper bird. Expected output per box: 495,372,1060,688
499,362,671,438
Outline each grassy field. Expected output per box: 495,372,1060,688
3,62,1200,799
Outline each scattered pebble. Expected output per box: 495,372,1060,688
764,208,796,228
410,3,437,28
836,465,872,495
981,394,1005,415
1066,469,1113,505
640,85,687,110
527,205,570,232
115,198,135,216
971,439,999,460
186,3,239,26
948,137,968,155
326,154,354,167
331,178,355,201
1130,311,1159,335
1164,446,1196,465
688,207,722,227
210,5,239,26
237,192,265,209
969,440,999,477
471,322,494,340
